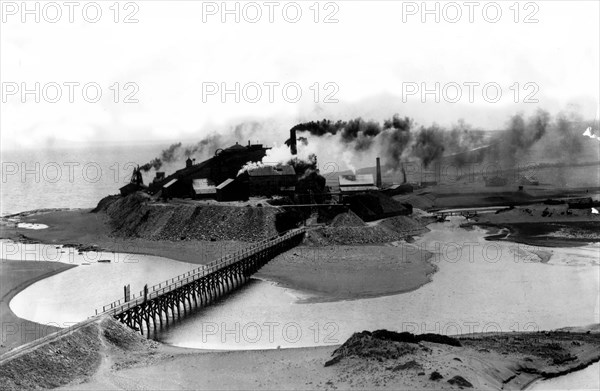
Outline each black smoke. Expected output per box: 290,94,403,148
140,142,182,172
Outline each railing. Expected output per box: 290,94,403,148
94,228,305,317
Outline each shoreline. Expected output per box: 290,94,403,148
1,208,439,304
474,221,600,248
0,259,77,356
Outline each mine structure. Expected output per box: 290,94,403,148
118,129,418,223
119,166,147,196
142,141,271,200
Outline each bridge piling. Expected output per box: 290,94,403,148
103,228,305,337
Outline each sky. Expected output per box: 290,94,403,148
1,0,599,150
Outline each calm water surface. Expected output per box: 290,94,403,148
9,218,599,350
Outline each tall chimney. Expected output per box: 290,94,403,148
289,128,297,155
376,157,382,188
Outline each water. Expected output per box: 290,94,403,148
3,240,198,326
528,362,600,391
0,144,165,215
9,218,600,350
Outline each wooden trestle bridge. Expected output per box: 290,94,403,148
95,228,306,335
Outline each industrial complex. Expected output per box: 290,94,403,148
119,129,415,222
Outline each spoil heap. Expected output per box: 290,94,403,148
93,193,279,242
308,212,430,245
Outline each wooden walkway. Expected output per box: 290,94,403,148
96,228,306,335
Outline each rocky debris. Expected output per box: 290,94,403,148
369,330,461,347
94,193,279,242
447,375,473,388
307,214,430,246
325,330,461,367
325,331,417,366
330,211,366,227
380,215,430,233
387,359,423,371
100,317,157,352
308,226,406,245
429,371,443,381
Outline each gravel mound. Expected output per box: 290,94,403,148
325,331,417,366
307,226,406,245
307,214,430,245
330,211,367,227
325,330,462,368
94,193,279,242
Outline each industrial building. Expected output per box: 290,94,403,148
338,174,379,196
243,165,297,197
146,141,270,200
119,136,414,222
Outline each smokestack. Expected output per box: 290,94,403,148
289,128,297,155
376,157,382,188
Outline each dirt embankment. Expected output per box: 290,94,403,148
3,322,598,390
95,193,280,242
323,328,600,390
0,317,158,390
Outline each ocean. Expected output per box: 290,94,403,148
1,144,167,216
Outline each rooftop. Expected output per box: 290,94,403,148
248,165,296,177
339,174,375,187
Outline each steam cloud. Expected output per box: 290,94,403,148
141,109,596,180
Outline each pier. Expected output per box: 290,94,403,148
96,228,306,335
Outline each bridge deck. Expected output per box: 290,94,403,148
95,228,306,326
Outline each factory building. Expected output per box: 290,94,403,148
244,165,297,197
338,174,379,196
192,178,217,199
216,178,248,202
147,141,270,199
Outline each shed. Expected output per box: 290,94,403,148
192,178,217,199
162,178,179,199
216,178,248,202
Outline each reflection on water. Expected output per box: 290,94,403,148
528,362,600,391
8,218,600,351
